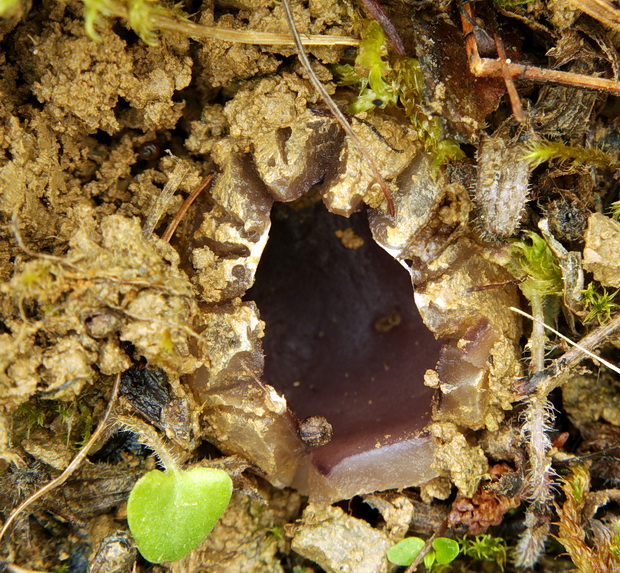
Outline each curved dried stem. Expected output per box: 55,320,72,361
280,0,395,216
162,173,214,243
0,373,121,543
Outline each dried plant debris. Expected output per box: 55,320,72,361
555,465,620,573
0,0,619,571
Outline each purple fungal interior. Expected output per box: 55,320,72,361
248,200,444,499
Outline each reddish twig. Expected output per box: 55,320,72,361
461,1,620,95
161,173,214,243
281,0,395,216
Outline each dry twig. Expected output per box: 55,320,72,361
461,1,620,95
161,174,214,243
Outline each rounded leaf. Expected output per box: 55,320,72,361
387,537,425,566
127,467,232,562
433,537,460,564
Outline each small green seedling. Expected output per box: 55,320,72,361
387,536,459,569
581,283,619,324
127,467,232,563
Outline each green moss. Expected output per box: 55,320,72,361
523,139,618,170
493,0,535,6
459,534,508,571
609,199,620,221
581,283,619,324
333,20,464,169
510,231,563,301
16,402,46,439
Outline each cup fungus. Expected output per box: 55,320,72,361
247,201,443,500
185,99,521,502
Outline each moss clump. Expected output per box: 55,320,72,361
581,283,619,324
333,20,464,169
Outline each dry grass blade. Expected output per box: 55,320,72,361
566,0,620,34
510,306,620,377
0,373,121,543
143,159,190,239
149,12,359,46
100,0,359,46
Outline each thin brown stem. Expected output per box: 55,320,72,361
493,30,524,122
461,1,620,95
161,173,214,243
358,0,406,56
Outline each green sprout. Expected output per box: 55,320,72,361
127,466,232,562
387,536,459,570
610,199,620,221
522,139,618,170
510,231,563,302
53,400,94,447
16,402,46,439
493,0,535,6
333,20,464,169
581,283,619,324
267,526,284,539
611,522,620,559
459,535,508,571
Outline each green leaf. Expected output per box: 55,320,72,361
433,537,460,564
387,537,425,566
423,550,436,569
127,467,232,562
